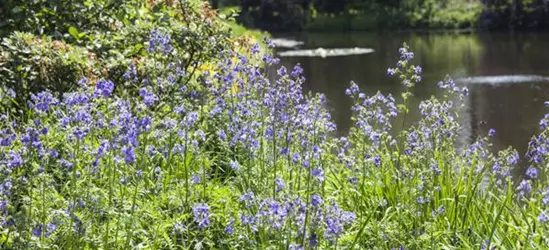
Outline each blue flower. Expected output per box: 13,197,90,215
275,177,285,192
225,217,235,234
251,43,261,54
155,166,161,176
230,160,240,171
31,224,43,237
122,146,136,164
192,203,210,229
147,29,172,54
311,194,323,208
373,155,381,167
93,79,114,98
31,91,59,112
526,167,538,179
324,201,355,243
139,88,158,107
173,223,185,234
413,65,422,75
539,212,548,223
192,174,201,184
46,222,57,237
7,152,23,168
518,179,532,196
311,168,324,182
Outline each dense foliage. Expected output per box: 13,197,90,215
2,0,549,249
222,0,549,31
0,0,262,115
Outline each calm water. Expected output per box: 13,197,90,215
276,32,549,159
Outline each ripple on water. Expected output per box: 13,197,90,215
271,38,304,49
456,75,549,85
278,47,375,58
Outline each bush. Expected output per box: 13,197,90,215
0,32,100,112
0,0,252,114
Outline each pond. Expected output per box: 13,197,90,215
276,32,549,166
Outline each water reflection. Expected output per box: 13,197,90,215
277,32,549,165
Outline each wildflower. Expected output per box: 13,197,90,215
192,203,210,229
289,244,304,250
526,167,538,179
311,194,323,208
417,196,428,205
192,174,201,184
539,212,548,223
488,128,496,137
291,64,303,78
61,159,73,170
46,222,57,236
518,179,532,195
349,81,359,94
93,79,114,98
413,65,422,75
173,223,184,234
225,217,235,234
139,88,158,107
230,160,240,171
218,130,227,141
0,200,7,213
31,224,43,237
195,130,206,141
240,192,254,202
324,201,355,243
251,43,261,54
264,37,275,48
155,166,161,176
77,77,88,86
275,177,285,192
387,68,396,76
348,177,358,184
7,152,23,168
292,153,301,163
311,168,324,182
121,146,136,164
277,66,287,76
147,29,172,54
431,164,441,175
374,155,381,167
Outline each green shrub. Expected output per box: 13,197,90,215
0,0,253,114
0,32,100,111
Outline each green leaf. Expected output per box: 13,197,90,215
68,26,79,39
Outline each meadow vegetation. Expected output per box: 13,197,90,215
0,0,549,249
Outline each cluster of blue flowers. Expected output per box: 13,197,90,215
1,31,548,249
